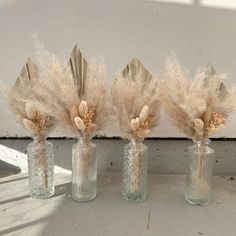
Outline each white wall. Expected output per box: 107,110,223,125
0,0,236,138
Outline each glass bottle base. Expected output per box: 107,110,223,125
30,188,55,199
72,193,96,202
122,192,147,203
185,193,211,206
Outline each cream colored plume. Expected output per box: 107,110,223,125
139,105,149,121
29,43,111,139
74,116,86,131
25,103,38,120
23,118,38,134
78,100,88,117
112,58,160,139
161,56,236,141
194,118,204,129
130,118,140,131
0,58,55,139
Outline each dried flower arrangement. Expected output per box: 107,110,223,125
1,59,55,139
0,59,55,192
112,58,160,199
32,42,111,200
160,56,236,141
111,58,160,140
160,56,236,202
34,42,110,140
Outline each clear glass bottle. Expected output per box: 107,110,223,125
27,136,54,199
72,138,97,201
185,139,215,206
122,138,148,203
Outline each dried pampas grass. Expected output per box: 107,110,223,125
112,58,160,140
0,58,55,140
0,57,56,190
33,42,110,140
160,56,236,141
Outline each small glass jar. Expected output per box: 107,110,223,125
185,139,215,206
122,138,148,203
72,138,97,201
27,137,54,199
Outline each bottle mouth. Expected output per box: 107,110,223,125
130,138,144,144
77,136,94,146
193,138,210,145
33,135,46,143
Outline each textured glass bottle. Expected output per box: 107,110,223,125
122,139,148,203
72,138,97,201
27,137,54,199
185,140,215,206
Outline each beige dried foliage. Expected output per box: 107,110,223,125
160,56,236,141
33,41,111,140
0,58,55,139
111,58,161,139
74,116,86,131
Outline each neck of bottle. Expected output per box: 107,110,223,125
78,136,90,145
130,138,143,145
34,134,46,143
193,139,210,151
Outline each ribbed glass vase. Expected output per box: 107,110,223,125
72,138,97,202
27,137,54,199
122,138,148,203
185,139,215,206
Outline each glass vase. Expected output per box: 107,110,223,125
185,140,215,206
27,137,54,199
72,138,97,201
122,139,148,203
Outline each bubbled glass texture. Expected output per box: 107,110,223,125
122,140,148,203
27,140,54,199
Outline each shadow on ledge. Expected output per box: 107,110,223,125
0,159,21,178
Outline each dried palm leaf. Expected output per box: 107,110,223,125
112,58,160,139
69,44,88,97
161,56,236,141
0,58,55,138
32,43,111,140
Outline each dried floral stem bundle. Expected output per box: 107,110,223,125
161,56,236,186
31,140,49,187
0,59,55,187
128,142,146,195
112,58,160,140
72,142,96,198
32,42,111,195
112,58,160,195
161,56,236,141
1,59,55,139
34,43,110,141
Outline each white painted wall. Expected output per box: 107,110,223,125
0,0,236,138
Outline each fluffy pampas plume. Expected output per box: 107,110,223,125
0,57,56,189
160,56,236,199
33,41,110,140
160,56,236,141
111,58,160,140
0,58,55,140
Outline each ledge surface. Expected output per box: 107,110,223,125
0,138,236,175
1,173,236,236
